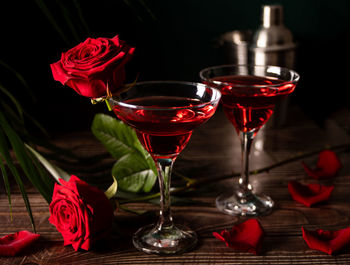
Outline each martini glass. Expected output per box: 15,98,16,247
200,64,299,216
109,81,221,254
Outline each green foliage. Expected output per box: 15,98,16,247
25,144,70,183
0,113,54,233
26,145,118,200
34,0,90,45
91,113,157,193
0,59,57,232
34,0,156,46
104,175,118,199
0,0,157,232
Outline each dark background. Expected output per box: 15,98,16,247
1,0,350,133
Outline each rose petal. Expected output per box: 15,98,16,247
288,180,334,207
213,219,264,255
0,231,40,256
302,150,342,179
302,226,350,255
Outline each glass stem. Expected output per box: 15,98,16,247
237,131,255,203
154,157,175,229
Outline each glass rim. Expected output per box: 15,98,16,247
110,80,222,111
199,64,300,88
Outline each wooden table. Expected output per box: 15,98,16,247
2,105,350,264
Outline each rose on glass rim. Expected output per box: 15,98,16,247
51,35,135,98
49,175,114,251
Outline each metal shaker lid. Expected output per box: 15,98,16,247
218,30,252,46
250,5,296,52
262,5,284,27
217,30,252,64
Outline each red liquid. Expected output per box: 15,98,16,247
211,75,296,133
113,96,218,158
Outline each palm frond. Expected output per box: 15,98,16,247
34,0,71,45
0,157,12,221
0,84,23,121
0,112,53,202
72,0,90,35
0,128,36,232
121,0,157,22
56,0,81,42
0,59,35,101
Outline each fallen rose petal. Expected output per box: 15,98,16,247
288,180,334,207
302,226,350,255
302,150,342,179
0,230,40,256
213,219,264,255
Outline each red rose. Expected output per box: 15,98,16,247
49,175,114,251
50,35,135,98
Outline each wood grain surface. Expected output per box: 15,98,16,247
1,105,350,264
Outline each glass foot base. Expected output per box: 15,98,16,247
216,191,274,216
132,223,197,255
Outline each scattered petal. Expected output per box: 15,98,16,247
213,219,264,255
302,226,350,255
302,150,342,179
288,180,334,207
0,230,40,256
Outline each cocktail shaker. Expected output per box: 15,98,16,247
250,5,296,69
250,5,296,126
217,30,252,65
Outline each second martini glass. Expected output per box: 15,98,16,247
109,81,221,254
200,64,299,216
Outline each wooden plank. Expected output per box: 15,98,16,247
1,106,350,264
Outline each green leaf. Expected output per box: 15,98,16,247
0,157,12,221
91,114,142,160
122,0,157,22
91,114,157,193
0,112,53,203
72,0,90,36
119,204,148,215
0,99,48,139
34,0,71,45
0,59,35,101
55,0,80,42
25,144,70,182
0,84,23,121
105,175,118,199
112,152,156,193
0,128,36,232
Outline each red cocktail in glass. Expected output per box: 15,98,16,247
109,81,221,254
114,96,217,158
200,65,299,216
